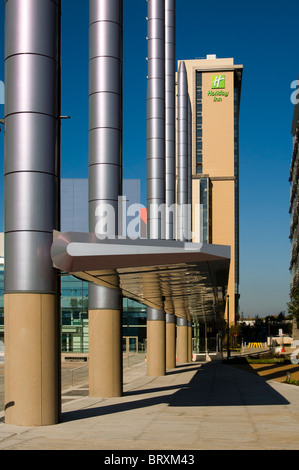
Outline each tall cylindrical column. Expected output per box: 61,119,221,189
4,0,61,426
146,0,166,376
147,0,165,240
165,0,176,240
88,0,123,397
187,97,192,241
177,61,188,242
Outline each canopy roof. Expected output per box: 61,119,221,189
51,231,230,323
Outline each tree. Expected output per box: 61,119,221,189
287,287,299,322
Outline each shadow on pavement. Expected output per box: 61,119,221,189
62,361,289,423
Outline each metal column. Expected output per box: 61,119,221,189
187,96,192,241
165,0,176,240
147,0,165,240
146,0,166,376
177,60,188,242
88,0,123,397
4,0,61,425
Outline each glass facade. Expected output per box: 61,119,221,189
61,275,89,353
60,275,147,355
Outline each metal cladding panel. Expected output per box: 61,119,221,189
147,77,165,100
148,0,165,21
89,128,121,166
147,138,166,159
4,0,61,293
146,97,165,119
147,177,165,202
4,114,59,174
90,0,122,24
147,41,165,62
5,173,58,232
5,231,58,293
89,93,122,130
147,156,165,178
89,56,121,94
89,164,122,202
5,55,59,116
147,308,165,322
88,283,122,310
146,118,165,140
89,22,122,60
5,0,60,59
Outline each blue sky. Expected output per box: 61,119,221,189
0,0,297,317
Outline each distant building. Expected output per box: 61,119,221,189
182,56,243,324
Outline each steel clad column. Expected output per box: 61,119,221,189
147,0,165,239
165,0,175,240
146,0,166,377
177,61,188,242
88,0,123,398
187,97,192,241
4,0,61,426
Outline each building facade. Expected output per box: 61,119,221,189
181,56,243,325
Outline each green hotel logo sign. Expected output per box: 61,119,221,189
208,74,229,102
211,75,225,89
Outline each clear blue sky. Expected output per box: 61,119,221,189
0,0,297,317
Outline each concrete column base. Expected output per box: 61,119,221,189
4,293,60,426
188,321,192,362
166,314,176,369
177,318,188,364
89,309,123,397
147,309,166,376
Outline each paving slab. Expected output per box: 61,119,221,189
0,360,299,450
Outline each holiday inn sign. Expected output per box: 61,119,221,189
208,74,229,101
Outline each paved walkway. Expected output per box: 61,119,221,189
0,359,299,450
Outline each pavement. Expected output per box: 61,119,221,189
0,355,299,451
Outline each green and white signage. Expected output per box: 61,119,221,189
211,75,225,89
208,74,229,101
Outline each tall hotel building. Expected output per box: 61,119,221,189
181,56,243,323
